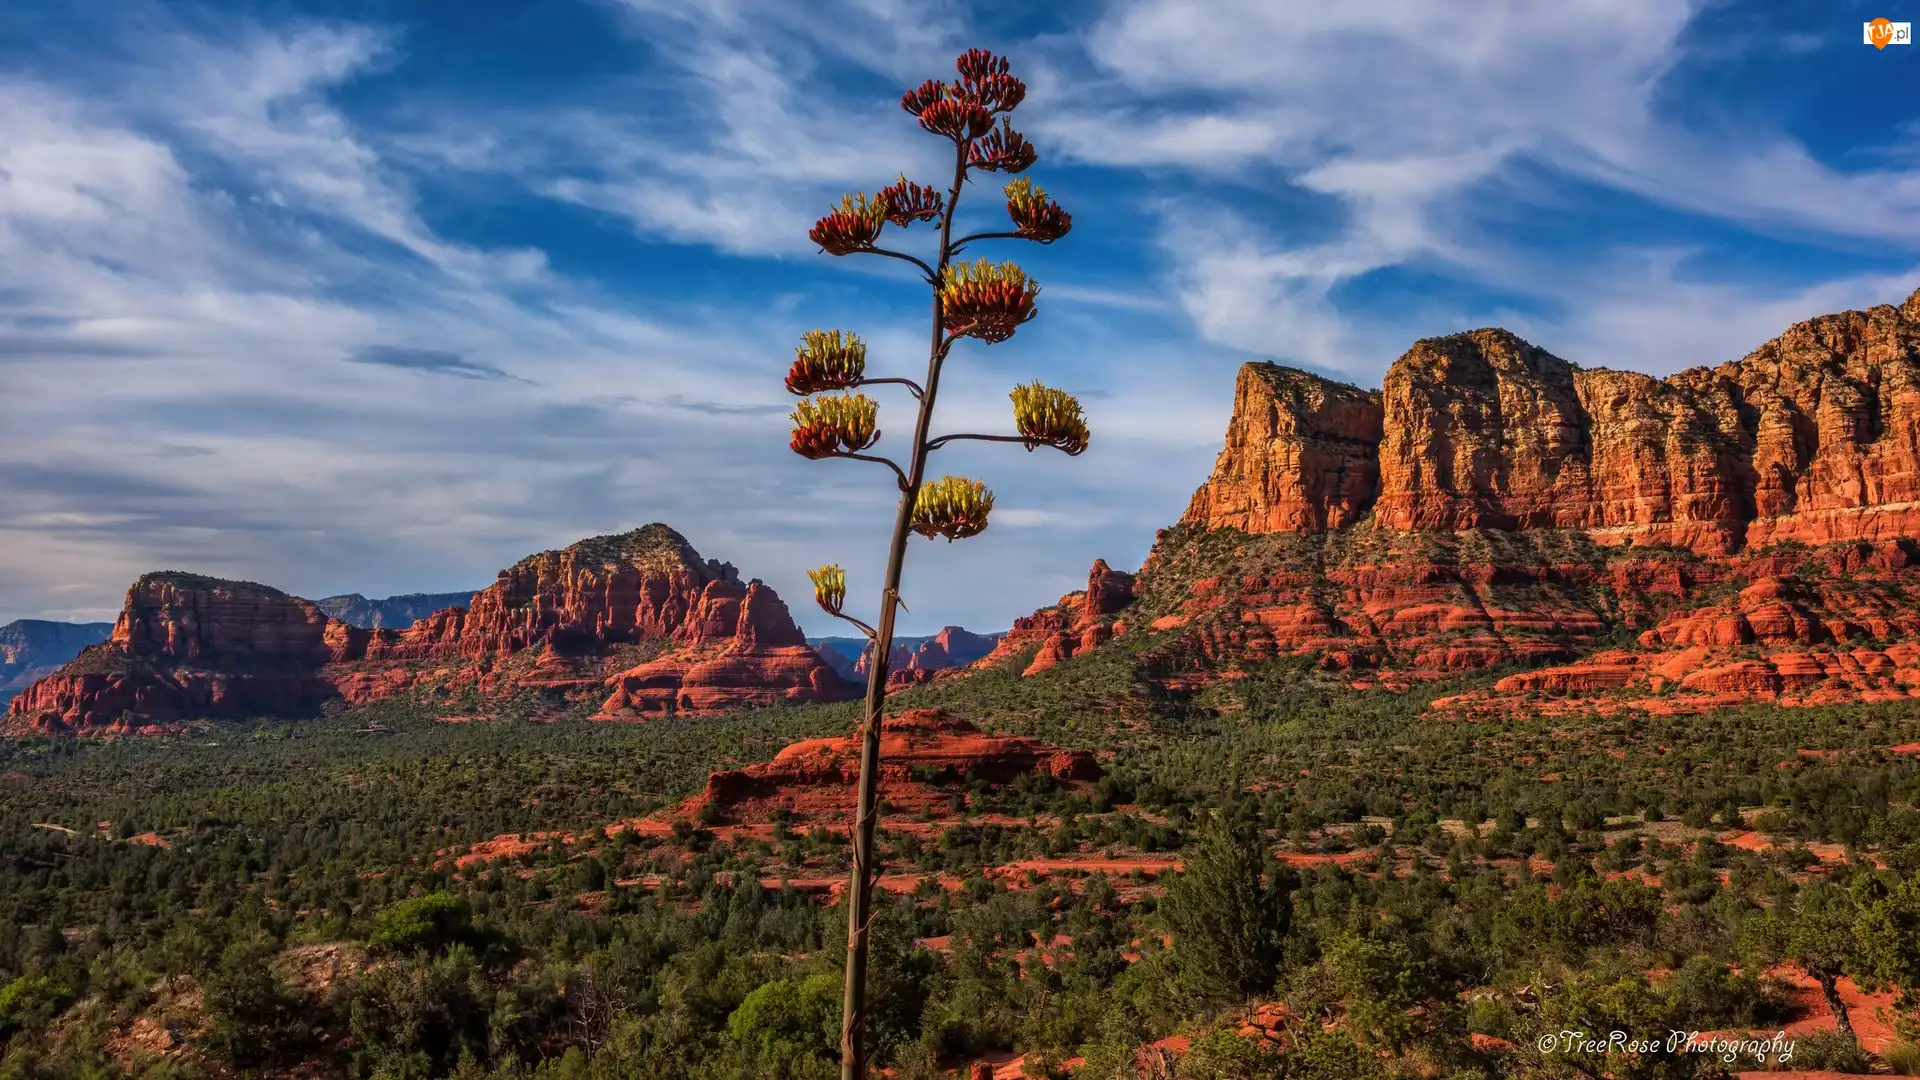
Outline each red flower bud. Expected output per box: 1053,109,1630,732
808,193,885,255
954,52,1024,113
1011,381,1090,455
900,78,946,117
968,119,1037,174
911,475,994,542
877,174,944,227
786,329,867,395
918,96,994,142
790,393,880,458
961,72,1025,114
790,423,842,460
955,49,1011,82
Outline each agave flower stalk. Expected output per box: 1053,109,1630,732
792,49,1089,1079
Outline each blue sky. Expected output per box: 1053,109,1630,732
0,0,1916,634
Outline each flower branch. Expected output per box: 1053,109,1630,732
833,451,911,491
855,376,924,400
948,231,1025,255
856,245,937,281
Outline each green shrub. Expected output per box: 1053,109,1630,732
0,975,70,1035
371,892,475,955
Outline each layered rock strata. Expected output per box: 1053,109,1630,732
1183,288,1920,555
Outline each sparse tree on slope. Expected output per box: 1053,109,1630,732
787,47,1083,1080
1161,806,1294,1015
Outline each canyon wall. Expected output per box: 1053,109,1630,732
1182,288,1920,555
1117,285,1920,712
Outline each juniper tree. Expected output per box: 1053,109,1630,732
1160,806,1294,1016
786,48,1084,1079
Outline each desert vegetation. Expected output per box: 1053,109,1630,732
11,639,1920,1077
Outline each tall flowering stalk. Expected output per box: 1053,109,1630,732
789,48,1084,1079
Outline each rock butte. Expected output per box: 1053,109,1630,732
5,525,854,735
1184,287,1920,554
975,558,1136,677
677,709,1099,824
991,287,1920,713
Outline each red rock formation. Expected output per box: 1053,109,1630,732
678,709,1100,823
597,580,847,717
1,620,117,704
848,625,1003,687
6,526,854,734
1086,559,1136,617
1126,287,1920,709
972,559,1141,677
1459,538,1920,715
1181,363,1382,533
1183,287,1920,556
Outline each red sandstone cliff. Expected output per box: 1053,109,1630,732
978,558,1137,677
1181,364,1382,534
1127,285,1920,708
6,526,854,734
1183,287,1920,554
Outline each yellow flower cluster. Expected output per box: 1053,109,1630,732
911,475,994,542
1010,381,1089,455
807,564,847,615
808,193,885,255
786,329,867,395
938,258,1039,343
789,393,880,458
1003,178,1070,242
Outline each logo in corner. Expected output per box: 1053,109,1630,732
1865,17,1911,47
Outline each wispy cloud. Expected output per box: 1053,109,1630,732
348,345,528,383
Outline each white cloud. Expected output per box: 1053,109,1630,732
1022,0,1920,382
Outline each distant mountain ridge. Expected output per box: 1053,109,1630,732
0,620,115,705
809,626,1003,685
315,591,479,629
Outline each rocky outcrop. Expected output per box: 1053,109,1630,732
5,575,350,734
1182,287,1920,556
1116,288,1920,710
596,580,846,717
1451,538,1920,715
1181,363,1383,534
979,559,1139,676
0,620,114,704
314,591,478,629
6,526,854,734
1127,527,1614,683
678,709,1100,823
